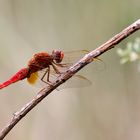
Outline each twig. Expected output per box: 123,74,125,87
0,19,140,140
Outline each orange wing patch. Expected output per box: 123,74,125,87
27,72,38,85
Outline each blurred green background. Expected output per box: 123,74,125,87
0,0,140,140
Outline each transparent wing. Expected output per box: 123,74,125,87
62,50,105,72
27,66,92,89
58,75,92,90
62,50,89,64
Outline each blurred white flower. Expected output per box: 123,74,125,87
117,38,140,70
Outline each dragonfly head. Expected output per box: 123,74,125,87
52,50,64,63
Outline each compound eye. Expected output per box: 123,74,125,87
60,52,64,60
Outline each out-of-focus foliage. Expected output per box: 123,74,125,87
117,38,140,70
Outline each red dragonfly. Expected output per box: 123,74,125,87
0,50,91,90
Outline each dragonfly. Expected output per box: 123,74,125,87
0,50,92,90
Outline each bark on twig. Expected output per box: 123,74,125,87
0,19,140,139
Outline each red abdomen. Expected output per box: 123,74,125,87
0,68,29,89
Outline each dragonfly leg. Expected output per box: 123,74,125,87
53,60,72,68
47,66,50,82
41,67,53,86
51,63,61,74
40,67,60,91
56,63,70,67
